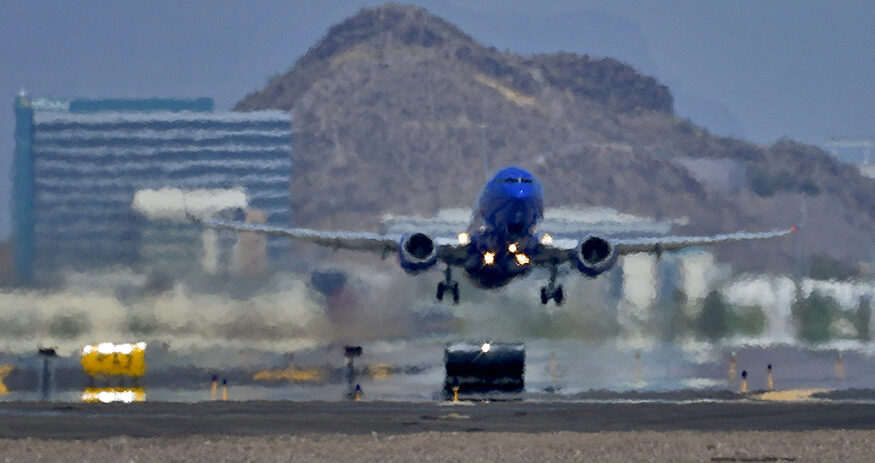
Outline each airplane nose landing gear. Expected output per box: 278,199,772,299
436,266,460,304
540,265,564,305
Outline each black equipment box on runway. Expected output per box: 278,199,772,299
444,342,525,398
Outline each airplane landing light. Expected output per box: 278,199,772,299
481,342,491,353
540,233,553,245
483,252,495,265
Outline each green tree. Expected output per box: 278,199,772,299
733,305,767,336
807,254,858,280
697,290,730,341
792,291,840,343
664,288,691,342
48,310,90,340
854,296,872,341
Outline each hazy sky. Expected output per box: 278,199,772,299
0,1,872,238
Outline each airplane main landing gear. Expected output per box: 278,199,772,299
437,281,459,304
540,286,563,305
436,266,460,304
540,265,564,305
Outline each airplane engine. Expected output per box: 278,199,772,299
399,232,438,273
575,235,617,277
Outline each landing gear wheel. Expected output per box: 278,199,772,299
541,263,564,306
437,266,460,304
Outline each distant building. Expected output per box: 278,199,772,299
13,95,292,282
132,187,248,276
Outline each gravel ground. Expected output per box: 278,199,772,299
1,430,873,462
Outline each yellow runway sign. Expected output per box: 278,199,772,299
81,342,146,377
0,364,12,395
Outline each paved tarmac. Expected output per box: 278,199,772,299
2,400,875,439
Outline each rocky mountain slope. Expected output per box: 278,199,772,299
236,3,875,274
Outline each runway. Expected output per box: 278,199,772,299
2,400,875,439
4,340,873,402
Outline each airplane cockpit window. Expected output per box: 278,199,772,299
502,177,534,184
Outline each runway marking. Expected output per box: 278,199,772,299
712,457,797,462
752,389,829,402
439,413,470,419
438,401,474,407
252,366,326,383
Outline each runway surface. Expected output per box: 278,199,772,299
2,400,875,439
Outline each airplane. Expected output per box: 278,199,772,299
188,166,795,305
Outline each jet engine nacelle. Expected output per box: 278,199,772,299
575,235,617,277
399,232,438,273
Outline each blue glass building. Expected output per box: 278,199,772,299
13,96,292,282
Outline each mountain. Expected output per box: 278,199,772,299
235,3,875,274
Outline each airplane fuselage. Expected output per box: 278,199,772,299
463,167,544,288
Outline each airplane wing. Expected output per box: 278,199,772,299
190,213,794,268
187,214,469,258
612,227,797,255
537,227,796,264
188,214,399,252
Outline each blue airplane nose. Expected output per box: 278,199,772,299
506,185,530,199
